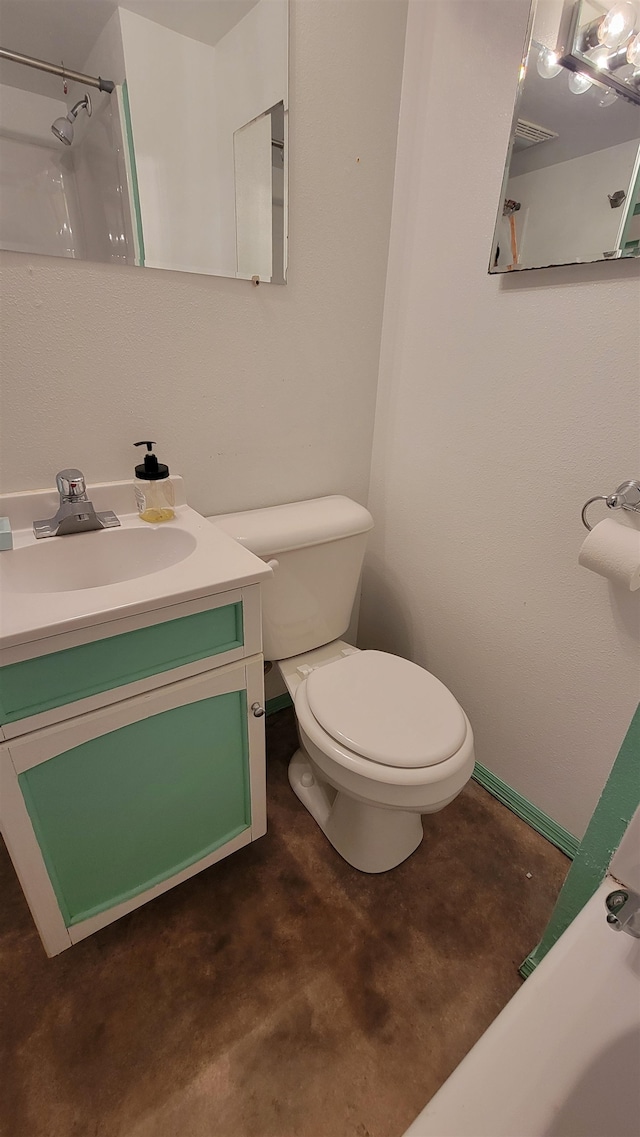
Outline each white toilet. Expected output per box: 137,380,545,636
211,496,475,873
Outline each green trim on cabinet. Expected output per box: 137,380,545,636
520,703,640,978
472,763,579,859
19,690,251,927
0,603,243,724
266,693,293,715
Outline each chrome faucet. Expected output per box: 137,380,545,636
33,469,120,539
605,888,640,939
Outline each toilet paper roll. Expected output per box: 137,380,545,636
578,518,640,591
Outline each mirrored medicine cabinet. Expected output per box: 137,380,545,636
0,0,288,283
490,0,640,272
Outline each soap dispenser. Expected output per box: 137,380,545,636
134,441,175,523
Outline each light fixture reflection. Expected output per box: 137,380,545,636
537,45,562,78
588,45,612,69
628,30,640,65
597,2,638,50
594,84,618,105
569,70,593,93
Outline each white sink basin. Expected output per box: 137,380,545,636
0,477,272,652
1,526,198,593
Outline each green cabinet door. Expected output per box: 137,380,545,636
19,690,250,927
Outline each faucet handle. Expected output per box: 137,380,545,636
56,469,87,501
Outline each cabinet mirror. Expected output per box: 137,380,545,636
0,0,288,283
490,0,640,272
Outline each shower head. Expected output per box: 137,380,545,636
51,115,73,145
51,92,91,145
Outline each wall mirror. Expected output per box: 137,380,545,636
490,0,640,272
0,0,288,283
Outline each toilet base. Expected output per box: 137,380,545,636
288,750,423,873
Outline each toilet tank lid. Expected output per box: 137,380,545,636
209,496,373,557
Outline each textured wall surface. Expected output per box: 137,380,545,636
360,0,640,839
0,0,408,517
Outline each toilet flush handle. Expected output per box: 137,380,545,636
265,559,279,571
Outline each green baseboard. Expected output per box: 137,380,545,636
264,694,578,860
472,762,579,859
518,956,537,979
266,693,293,716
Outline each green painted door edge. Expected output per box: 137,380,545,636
266,692,293,715
520,702,640,979
120,80,145,267
473,763,579,859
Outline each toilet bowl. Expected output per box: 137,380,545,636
210,496,475,874
278,642,475,872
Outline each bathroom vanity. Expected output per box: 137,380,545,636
0,478,271,955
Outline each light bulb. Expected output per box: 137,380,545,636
628,30,640,64
569,70,593,93
588,45,612,68
537,45,562,78
594,84,618,105
597,2,638,50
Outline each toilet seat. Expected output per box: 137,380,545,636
295,677,474,799
302,650,468,770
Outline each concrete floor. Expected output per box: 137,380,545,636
0,708,569,1137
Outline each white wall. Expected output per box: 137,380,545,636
119,8,220,274
359,0,640,840
76,7,134,266
0,1,407,518
212,0,288,278
0,85,70,147
504,139,639,267
81,7,127,90
119,0,287,277
234,110,274,280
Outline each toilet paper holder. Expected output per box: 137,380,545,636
581,480,640,531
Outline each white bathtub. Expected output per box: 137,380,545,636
403,878,640,1137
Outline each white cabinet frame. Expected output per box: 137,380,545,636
0,655,266,956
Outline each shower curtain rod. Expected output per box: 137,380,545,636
0,47,115,93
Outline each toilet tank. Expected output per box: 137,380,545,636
210,496,374,660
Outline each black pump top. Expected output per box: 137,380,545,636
134,440,169,481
